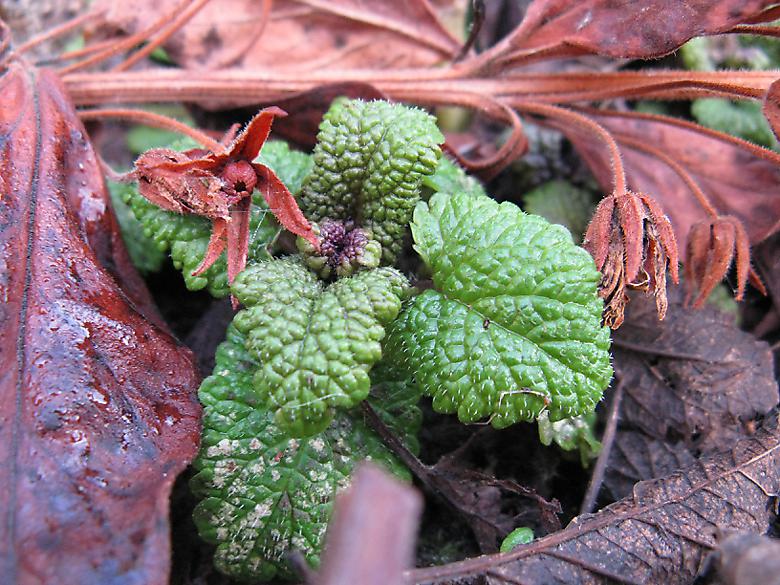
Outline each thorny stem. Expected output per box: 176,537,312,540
613,133,719,218
78,108,222,151
14,9,105,56
516,101,627,194
580,380,624,515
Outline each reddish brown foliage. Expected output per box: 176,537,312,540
132,107,317,287
0,61,201,584
584,191,679,328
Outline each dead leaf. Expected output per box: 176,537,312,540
764,78,780,141
559,109,780,249
409,412,780,585
603,431,696,501
613,288,778,453
484,0,778,67
312,464,423,585
96,0,460,72
0,61,201,583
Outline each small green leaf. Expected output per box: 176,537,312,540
108,181,167,273
231,258,410,436
500,527,535,552
538,411,601,467
300,99,444,263
192,325,419,581
421,156,486,200
386,192,612,427
691,99,777,149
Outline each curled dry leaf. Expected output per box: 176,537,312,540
684,215,765,307
764,78,780,141
0,61,201,583
409,412,780,585
132,106,316,288
583,190,679,328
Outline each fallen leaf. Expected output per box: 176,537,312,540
559,109,780,248
96,0,460,71
603,430,696,501
408,412,780,585
613,288,777,453
486,0,778,66
0,61,201,583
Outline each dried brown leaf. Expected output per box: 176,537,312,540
0,60,201,583
409,412,780,585
614,288,778,453
764,78,780,141
714,532,780,585
96,0,460,72
486,0,778,67
565,109,780,249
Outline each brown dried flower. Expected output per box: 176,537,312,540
583,190,679,329
684,215,765,308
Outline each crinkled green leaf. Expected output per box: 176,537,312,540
108,181,166,273
522,180,596,241
231,258,410,437
421,156,487,200
121,140,309,296
300,99,444,263
191,325,419,581
386,192,612,427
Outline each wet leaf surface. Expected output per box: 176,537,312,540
0,61,201,584
409,412,780,585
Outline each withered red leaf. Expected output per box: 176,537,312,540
490,0,777,66
764,77,780,141
0,62,201,583
562,109,780,249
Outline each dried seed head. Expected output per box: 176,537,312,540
583,190,679,329
684,215,765,308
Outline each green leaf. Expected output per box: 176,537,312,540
108,181,167,273
522,180,596,241
300,99,444,263
191,325,419,581
500,527,535,552
386,192,612,427
120,140,310,297
231,258,410,437
537,411,601,467
421,156,487,200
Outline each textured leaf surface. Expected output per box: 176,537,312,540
108,181,166,273
410,413,780,585
0,62,201,584
121,140,308,296
300,99,444,263
386,192,612,427
191,325,419,581
231,258,409,436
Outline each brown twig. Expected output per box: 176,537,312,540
580,380,624,515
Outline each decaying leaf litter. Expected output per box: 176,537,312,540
2,1,780,584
